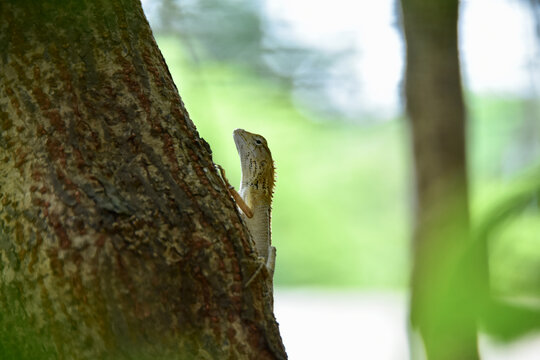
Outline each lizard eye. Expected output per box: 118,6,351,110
255,139,262,145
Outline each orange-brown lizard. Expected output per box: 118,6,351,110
217,129,276,287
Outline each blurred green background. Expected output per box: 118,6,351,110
142,0,540,297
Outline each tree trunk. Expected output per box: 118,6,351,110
400,0,482,359
0,1,286,359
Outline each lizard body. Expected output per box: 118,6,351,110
218,129,276,284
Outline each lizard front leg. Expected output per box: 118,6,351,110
216,164,253,218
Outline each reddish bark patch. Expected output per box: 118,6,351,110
47,110,66,133
73,148,87,170
95,234,106,247
14,148,28,170
32,87,51,111
48,213,71,249
47,247,64,278
142,47,163,88
162,132,179,173
31,170,43,181
115,49,151,115
46,138,67,166
5,87,23,118
37,124,47,136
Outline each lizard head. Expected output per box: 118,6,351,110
233,128,275,197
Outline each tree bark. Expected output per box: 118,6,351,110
400,0,483,359
0,0,286,359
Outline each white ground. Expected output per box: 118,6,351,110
274,290,540,360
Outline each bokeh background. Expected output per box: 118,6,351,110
141,0,540,358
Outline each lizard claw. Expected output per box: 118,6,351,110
244,260,266,288
244,247,276,288
216,164,234,190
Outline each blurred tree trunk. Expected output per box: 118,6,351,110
0,1,286,359
401,0,484,359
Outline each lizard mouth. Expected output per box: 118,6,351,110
233,128,246,138
233,128,248,149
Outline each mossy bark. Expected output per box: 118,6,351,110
0,0,286,359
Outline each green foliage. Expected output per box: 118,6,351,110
158,36,540,293
468,170,540,340
472,168,540,297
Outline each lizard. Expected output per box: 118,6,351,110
217,128,276,288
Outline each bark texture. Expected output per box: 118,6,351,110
401,0,483,359
0,0,286,359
